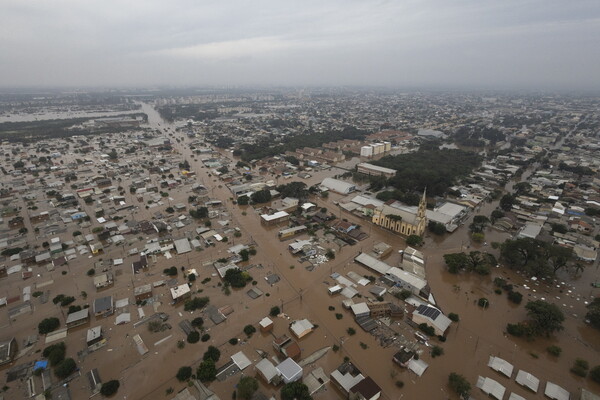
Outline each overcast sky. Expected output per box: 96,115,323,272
1,0,599,89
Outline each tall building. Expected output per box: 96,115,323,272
371,190,427,237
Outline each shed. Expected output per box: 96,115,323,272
349,376,382,400
508,393,527,400
407,358,428,377
515,370,539,393
170,284,191,303
134,284,153,302
86,326,103,346
259,317,274,333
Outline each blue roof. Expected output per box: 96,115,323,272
34,360,48,371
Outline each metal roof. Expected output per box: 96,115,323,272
544,382,570,400
515,370,539,393
488,356,514,378
476,376,506,400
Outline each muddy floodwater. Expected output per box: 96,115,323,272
2,102,596,400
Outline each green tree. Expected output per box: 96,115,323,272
197,360,217,382
100,380,120,397
243,324,256,337
239,249,250,262
43,342,66,366
590,365,600,383
270,306,281,317
237,376,259,400
428,220,446,235
176,366,192,382
406,235,422,246
203,346,221,362
237,195,249,206
448,372,471,398
251,189,272,204
38,317,60,335
55,358,77,379
525,300,565,337
281,381,312,400
187,331,200,344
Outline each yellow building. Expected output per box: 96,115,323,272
372,190,427,236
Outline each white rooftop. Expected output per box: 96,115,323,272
488,356,514,378
544,382,570,400
515,370,539,393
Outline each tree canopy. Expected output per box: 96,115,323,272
237,376,259,400
281,381,312,400
585,297,600,330
251,189,272,204
372,148,481,196
500,238,573,277
448,373,471,398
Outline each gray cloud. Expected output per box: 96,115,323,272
1,0,599,89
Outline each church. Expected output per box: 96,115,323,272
371,190,427,237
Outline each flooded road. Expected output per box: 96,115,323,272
126,103,599,400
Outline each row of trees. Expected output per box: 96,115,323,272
500,238,574,277
443,251,496,275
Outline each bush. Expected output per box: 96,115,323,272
508,291,523,304
100,380,120,397
335,313,343,320
55,358,76,379
478,298,489,308
270,306,281,317
431,345,444,358
163,266,178,276
546,345,562,357
281,381,311,400
494,288,502,295
176,366,192,382
187,331,200,344
347,327,356,335
448,372,471,398
229,338,238,345
395,380,405,388
448,313,459,322
201,334,211,342
571,359,589,377
38,317,60,335
243,325,256,337
418,323,435,336
87,268,95,276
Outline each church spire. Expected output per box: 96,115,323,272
417,188,427,219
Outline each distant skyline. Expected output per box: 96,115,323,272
1,0,599,90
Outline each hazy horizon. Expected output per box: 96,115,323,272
1,0,599,90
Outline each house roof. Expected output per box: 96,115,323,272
476,376,506,400
66,308,89,324
231,351,251,370
276,358,302,381
415,304,451,333
544,382,570,400
488,356,514,378
255,358,278,382
515,370,539,393
350,376,381,399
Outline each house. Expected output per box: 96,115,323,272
393,348,415,368
134,284,153,302
290,319,314,339
170,284,191,303
272,335,301,360
93,272,114,290
260,211,289,226
349,376,382,400
86,326,104,347
412,304,452,336
331,363,365,395
276,358,303,384
259,317,274,333
0,337,17,366
66,308,90,329
255,358,280,384
93,296,114,317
